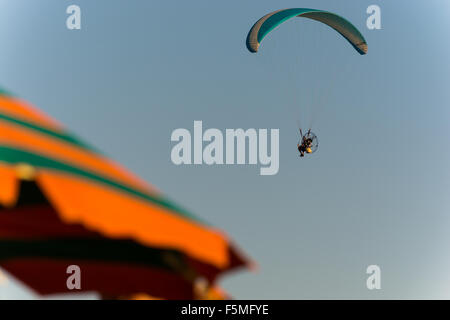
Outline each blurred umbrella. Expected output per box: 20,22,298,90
128,285,231,300
0,90,252,299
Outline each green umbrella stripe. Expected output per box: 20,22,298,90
0,145,205,225
0,112,97,153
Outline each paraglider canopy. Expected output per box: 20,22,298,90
246,8,368,55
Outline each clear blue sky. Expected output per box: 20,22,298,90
0,0,450,299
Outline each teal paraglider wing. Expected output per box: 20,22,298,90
246,8,368,55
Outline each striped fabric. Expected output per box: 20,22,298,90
0,201,242,298
0,91,251,272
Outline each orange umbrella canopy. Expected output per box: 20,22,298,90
0,90,251,298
